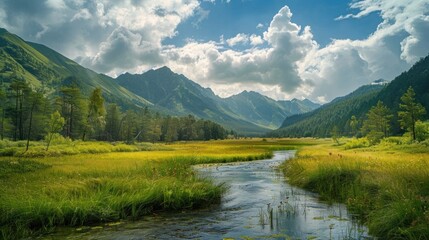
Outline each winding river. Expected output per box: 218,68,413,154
44,151,372,239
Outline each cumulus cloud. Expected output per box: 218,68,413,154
298,0,429,102
0,0,200,73
81,27,163,74
0,0,428,102
226,33,249,47
166,6,317,98
250,34,264,46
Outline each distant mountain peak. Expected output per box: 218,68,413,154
156,66,173,73
370,79,389,86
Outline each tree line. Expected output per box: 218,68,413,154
0,78,232,148
335,86,428,144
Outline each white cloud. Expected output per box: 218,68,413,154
250,34,264,46
226,33,249,47
165,6,317,99
71,8,92,21
298,0,429,101
0,0,200,73
400,15,429,63
1,0,428,103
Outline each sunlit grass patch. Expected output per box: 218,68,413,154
0,138,311,239
282,138,429,239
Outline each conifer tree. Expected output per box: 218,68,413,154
398,87,426,141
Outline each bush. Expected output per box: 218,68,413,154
344,137,370,149
44,133,72,146
367,131,384,145
415,121,429,142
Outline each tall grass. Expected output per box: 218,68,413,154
282,139,429,239
0,139,172,157
0,138,308,239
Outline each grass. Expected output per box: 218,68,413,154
282,137,429,239
0,138,312,239
0,139,172,157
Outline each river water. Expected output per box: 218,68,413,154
44,151,372,239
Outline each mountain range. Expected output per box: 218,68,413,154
0,28,319,135
116,67,319,134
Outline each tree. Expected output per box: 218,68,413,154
362,101,392,144
162,116,178,142
349,115,358,137
147,112,161,143
179,115,197,140
58,85,86,139
398,87,427,141
82,88,105,141
45,111,65,151
105,103,121,141
0,87,6,140
25,90,45,151
331,126,340,145
121,110,138,144
9,78,28,140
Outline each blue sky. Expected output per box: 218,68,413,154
167,0,382,48
0,0,428,102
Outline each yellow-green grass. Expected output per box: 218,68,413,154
282,138,429,239
0,138,313,239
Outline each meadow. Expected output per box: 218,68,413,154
282,137,429,239
0,138,313,239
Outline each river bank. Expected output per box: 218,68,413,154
0,139,310,239
282,139,429,239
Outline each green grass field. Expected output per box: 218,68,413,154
0,138,312,239
3,137,427,239
282,137,429,239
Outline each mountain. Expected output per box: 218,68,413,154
0,28,319,135
0,28,151,108
223,91,319,129
272,84,385,137
116,67,266,134
116,67,320,134
273,55,429,137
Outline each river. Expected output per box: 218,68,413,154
43,151,372,239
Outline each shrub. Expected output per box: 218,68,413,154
344,137,370,149
415,121,429,142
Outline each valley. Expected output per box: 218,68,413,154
1,1,429,239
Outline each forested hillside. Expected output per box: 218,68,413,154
272,55,429,137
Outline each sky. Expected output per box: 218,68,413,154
1,0,428,103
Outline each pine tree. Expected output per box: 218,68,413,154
58,85,86,139
9,78,28,140
349,115,358,137
398,87,427,141
0,86,6,140
362,101,392,144
25,89,45,151
105,103,121,141
82,88,106,140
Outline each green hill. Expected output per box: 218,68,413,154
273,55,429,137
0,28,151,108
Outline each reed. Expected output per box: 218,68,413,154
282,138,429,239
